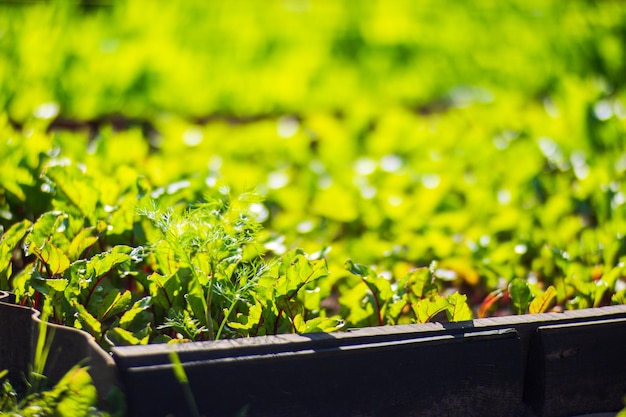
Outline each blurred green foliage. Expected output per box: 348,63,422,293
2,1,626,119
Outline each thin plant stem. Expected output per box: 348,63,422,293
215,295,239,340
168,351,201,417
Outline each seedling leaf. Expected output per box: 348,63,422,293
529,286,557,314
413,296,450,323
99,289,132,322
54,366,98,416
509,278,532,315
0,219,32,279
446,292,473,321
119,296,152,328
68,226,99,261
32,243,71,276
72,301,102,339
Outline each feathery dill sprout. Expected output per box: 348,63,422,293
139,193,264,267
138,192,269,339
157,310,208,341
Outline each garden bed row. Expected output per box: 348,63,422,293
1,290,625,417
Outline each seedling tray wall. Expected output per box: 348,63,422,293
113,305,626,417
1,290,625,417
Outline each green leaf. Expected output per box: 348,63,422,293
119,296,152,328
345,259,375,278
106,327,149,346
276,297,304,324
185,280,209,328
228,302,262,331
612,290,626,305
593,280,609,308
292,313,307,333
0,219,32,282
387,294,410,323
53,366,98,416
45,165,99,223
509,278,532,315
275,253,328,300
31,277,68,294
148,272,180,310
98,289,132,321
529,286,557,314
413,296,450,323
63,260,89,296
404,267,434,299
72,300,102,340
67,226,99,261
12,266,35,300
25,211,64,250
299,316,344,333
446,292,473,322
32,243,71,276
86,245,133,278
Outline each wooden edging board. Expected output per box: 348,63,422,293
1,290,625,417
111,305,626,417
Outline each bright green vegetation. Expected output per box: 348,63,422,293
1,1,626,349
0,366,105,417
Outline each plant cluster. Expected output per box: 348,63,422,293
1,91,625,346
1,1,625,121
0,366,105,417
0,144,472,346
0,0,624,363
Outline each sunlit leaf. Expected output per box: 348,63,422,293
529,286,557,314
54,366,98,416
509,278,532,315
67,226,99,261
45,165,99,223
24,211,64,251
106,327,149,346
31,277,68,294
98,289,132,321
404,267,433,299
0,219,31,280
413,296,449,323
301,316,344,333
228,302,263,331
32,243,71,276
446,292,472,322
72,300,102,339
87,245,133,277
119,296,152,328
147,272,179,310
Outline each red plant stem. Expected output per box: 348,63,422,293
272,263,324,335
361,278,383,326
159,282,173,308
84,273,109,308
273,309,284,335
